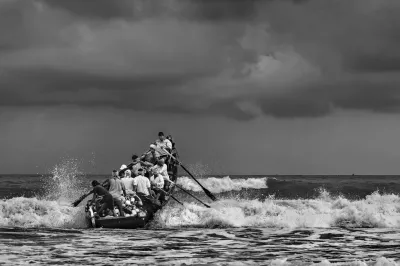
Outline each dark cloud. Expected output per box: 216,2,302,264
41,0,261,21
1,0,400,120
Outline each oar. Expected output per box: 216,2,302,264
161,148,217,201
71,192,90,207
118,149,152,176
171,195,184,206
157,187,184,206
165,179,210,208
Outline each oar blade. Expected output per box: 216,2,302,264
71,194,87,207
180,165,218,201
204,189,217,201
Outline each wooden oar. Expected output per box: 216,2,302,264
118,149,151,176
157,187,184,206
161,148,217,201
171,195,184,206
165,179,210,208
71,192,90,207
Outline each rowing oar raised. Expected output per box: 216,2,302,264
165,179,210,208
161,148,217,202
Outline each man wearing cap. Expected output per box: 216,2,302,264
133,168,151,197
154,132,172,157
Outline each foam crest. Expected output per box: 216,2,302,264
153,191,400,229
176,176,268,193
0,197,87,228
268,257,399,266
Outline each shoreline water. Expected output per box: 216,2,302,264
0,174,399,265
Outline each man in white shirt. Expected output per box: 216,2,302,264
154,132,172,157
150,171,165,189
151,159,169,182
133,168,151,196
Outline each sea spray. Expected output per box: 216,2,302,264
152,190,400,229
0,197,87,228
0,158,90,228
41,158,88,202
177,176,268,193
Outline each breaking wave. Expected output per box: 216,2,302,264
0,197,87,228
269,257,399,266
153,190,400,229
0,158,88,228
177,176,268,193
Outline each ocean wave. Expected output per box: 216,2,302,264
176,176,268,193
153,190,400,229
0,197,87,228
269,257,399,266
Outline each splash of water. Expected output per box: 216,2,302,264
152,190,400,229
269,257,399,266
0,158,90,228
41,158,88,202
177,176,268,193
0,197,87,228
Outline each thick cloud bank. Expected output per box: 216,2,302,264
1,0,400,120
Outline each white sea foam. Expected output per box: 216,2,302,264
176,176,268,193
0,158,89,228
0,197,87,228
267,257,399,266
153,190,400,229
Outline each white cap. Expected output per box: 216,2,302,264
120,164,127,170
150,144,156,149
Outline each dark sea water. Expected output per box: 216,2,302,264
0,162,399,265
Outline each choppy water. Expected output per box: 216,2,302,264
0,161,400,265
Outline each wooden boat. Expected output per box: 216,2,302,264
84,146,179,229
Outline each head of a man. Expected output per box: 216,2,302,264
137,168,144,175
157,159,165,167
112,169,118,178
91,180,100,187
125,169,131,178
158,132,165,141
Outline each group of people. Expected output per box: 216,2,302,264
87,132,178,218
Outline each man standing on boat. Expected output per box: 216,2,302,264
84,180,118,217
134,168,151,197
154,132,172,158
103,170,126,217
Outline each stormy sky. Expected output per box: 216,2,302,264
1,0,400,175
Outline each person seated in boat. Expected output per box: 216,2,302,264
151,159,169,181
153,132,172,158
150,170,165,190
133,168,152,197
121,169,136,196
140,145,159,177
128,154,141,177
118,164,128,178
149,169,166,202
103,169,126,217
87,180,117,217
